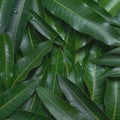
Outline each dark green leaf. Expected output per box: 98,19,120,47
42,0,120,46
58,75,109,120
0,0,15,33
7,0,32,52
0,34,14,89
0,78,40,119
36,87,87,120
83,45,105,107
104,79,120,120
11,40,52,87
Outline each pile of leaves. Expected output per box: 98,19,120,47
0,0,120,120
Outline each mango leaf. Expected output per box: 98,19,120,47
0,78,40,119
104,79,120,120
99,0,120,16
7,0,32,52
42,0,120,46
29,10,58,40
11,40,52,87
93,55,120,66
107,47,120,54
0,0,15,33
9,110,52,120
20,26,40,56
105,67,120,77
36,87,87,120
83,45,105,107
45,48,65,95
0,34,14,89
57,75,110,120
82,0,120,26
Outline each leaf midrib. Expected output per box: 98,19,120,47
38,88,75,120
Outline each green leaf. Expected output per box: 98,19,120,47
9,110,52,120
82,0,120,25
93,55,120,66
45,48,64,95
107,47,120,54
57,75,109,120
0,34,14,89
83,45,105,107
20,26,40,56
99,0,120,16
29,10,58,40
11,40,52,87
0,78,40,119
0,0,15,33
105,67,120,77
42,0,120,46
7,0,32,52
104,79,120,120
36,87,87,120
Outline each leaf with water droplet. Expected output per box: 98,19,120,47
14,10,18,14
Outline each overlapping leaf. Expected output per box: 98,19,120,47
11,40,52,87
58,75,109,120
36,87,87,120
42,0,120,46
7,0,32,52
0,78,40,119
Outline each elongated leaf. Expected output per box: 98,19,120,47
45,48,64,95
36,87,87,120
105,67,120,77
11,40,52,87
0,78,40,119
104,79,120,120
57,75,109,120
42,0,120,46
107,47,120,54
29,10,58,40
83,45,105,107
20,26,40,56
0,34,14,89
93,55,120,66
7,0,32,52
99,0,120,16
0,0,15,33
10,110,52,120
82,0,120,26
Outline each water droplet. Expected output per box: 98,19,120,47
14,10,18,14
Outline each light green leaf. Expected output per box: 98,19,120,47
0,34,14,89
99,0,120,16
